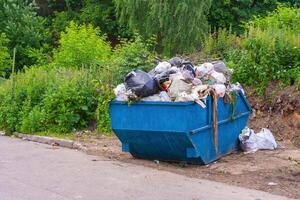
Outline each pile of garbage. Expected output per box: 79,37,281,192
114,57,244,106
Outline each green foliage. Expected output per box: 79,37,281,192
50,11,80,40
202,28,240,60
0,33,11,77
53,22,111,68
0,67,100,133
96,84,114,134
224,6,300,91
27,44,53,66
249,6,300,31
114,0,211,56
0,0,50,69
110,36,156,83
208,0,279,34
80,0,117,35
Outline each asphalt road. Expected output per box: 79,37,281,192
0,136,292,200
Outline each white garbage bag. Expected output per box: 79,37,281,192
192,78,202,86
114,84,131,101
211,84,226,98
239,127,277,153
195,62,214,78
141,91,171,102
210,71,227,84
154,61,171,74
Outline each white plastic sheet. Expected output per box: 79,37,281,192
141,91,171,102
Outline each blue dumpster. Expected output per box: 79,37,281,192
110,91,252,164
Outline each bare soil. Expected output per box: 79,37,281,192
75,83,300,199
246,83,300,148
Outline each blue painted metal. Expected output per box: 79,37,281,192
110,91,252,164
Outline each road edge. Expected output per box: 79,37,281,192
0,131,88,152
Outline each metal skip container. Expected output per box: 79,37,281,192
110,91,252,164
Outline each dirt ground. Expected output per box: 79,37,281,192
246,83,300,148
76,135,300,199
75,83,300,199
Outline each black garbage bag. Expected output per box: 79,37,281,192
125,70,160,98
154,70,170,84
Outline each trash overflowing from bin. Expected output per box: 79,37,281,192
110,57,255,164
114,57,242,106
239,127,277,154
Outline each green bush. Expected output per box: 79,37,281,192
53,21,111,68
96,84,114,134
110,36,156,83
0,66,101,134
202,28,240,60
0,28,157,135
226,7,300,91
201,6,300,92
0,66,50,133
249,6,300,31
0,0,50,70
0,33,11,77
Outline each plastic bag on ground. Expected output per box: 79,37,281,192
125,70,160,98
239,127,277,153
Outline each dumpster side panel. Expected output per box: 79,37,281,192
110,102,208,133
113,129,196,161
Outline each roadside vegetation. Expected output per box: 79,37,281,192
0,0,299,136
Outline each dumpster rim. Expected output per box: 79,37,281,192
110,100,196,106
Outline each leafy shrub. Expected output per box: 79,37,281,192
0,0,50,70
50,11,80,39
53,21,111,68
0,31,157,135
0,33,11,77
96,84,114,134
249,6,300,31
26,44,53,66
201,6,300,93
0,67,101,134
0,66,50,133
226,7,300,91
201,28,240,60
110,36,156,83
